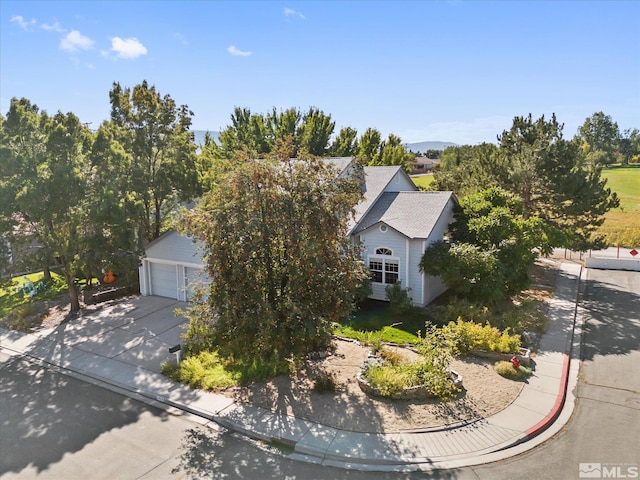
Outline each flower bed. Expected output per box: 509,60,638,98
356,354,463,400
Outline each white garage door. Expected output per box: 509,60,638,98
185,267,209,301
150,262,178,299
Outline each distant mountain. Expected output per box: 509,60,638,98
404,141,457,153
192,130,220,145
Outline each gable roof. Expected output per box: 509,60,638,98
349,165,416,233
353,191,455,239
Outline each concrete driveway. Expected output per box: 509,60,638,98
26,296,189,374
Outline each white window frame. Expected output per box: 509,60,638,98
368,247,400,285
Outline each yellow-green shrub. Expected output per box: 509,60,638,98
494,360,532,379
442,318,521,354
164,351,240,390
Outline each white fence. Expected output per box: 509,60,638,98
585,257,640,272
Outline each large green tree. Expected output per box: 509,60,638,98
180,141,370,362
217,107,335,159
576,111,620,166
371,133,416,172
0,98,93,311
218,107,272,157
85,121,140,283
329,126,359,157
433,143,499,196
433,114,619,250
618,128,640,164
1,98,48,277
297,107,335,156
356,127,382,164
420,187,548,303
109,80,199,243
497,114,618,249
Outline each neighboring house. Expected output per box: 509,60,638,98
1,223,44,278
138,157,457,306
412,156,441,174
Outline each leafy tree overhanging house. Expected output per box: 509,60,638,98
138,157,457,306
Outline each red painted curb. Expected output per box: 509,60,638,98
523,351,571,438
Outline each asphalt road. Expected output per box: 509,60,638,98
1,268,638,479
452,268,640,480
0,352,415,480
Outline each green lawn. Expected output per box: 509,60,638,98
0,271,68,319
334,299,432,344
602,166,640,213
411,174,435,189
600,166,640,246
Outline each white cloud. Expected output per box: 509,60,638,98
11,15,37,30
110,37,148,59
283,7,305,19
60,30,94,52
41,21,65,33
227,45,252,57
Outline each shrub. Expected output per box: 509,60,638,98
166,351,240,390
494,360,532,380
426,297,492,327
364,324,461,401
385,282,413,314
365,364,411,397
313,371,338,393
364,358,460,401
379,348,404,366
442,319,521,354
493,298,547,334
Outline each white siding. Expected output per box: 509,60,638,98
384,171,416,193
356,196,456,306
420,196,456,304
140,231,208,300
146,231,204,264
423,274,447,304
407,238,425,304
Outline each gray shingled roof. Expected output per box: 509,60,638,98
350,166,410,228
353,191,454,239
321,157,354,175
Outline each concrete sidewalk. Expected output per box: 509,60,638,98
0,262,584,472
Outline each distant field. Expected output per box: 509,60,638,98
599,166,640,247
411,174,435,189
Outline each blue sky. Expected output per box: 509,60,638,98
1,1,638,145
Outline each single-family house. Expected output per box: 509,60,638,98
138,157,457,306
